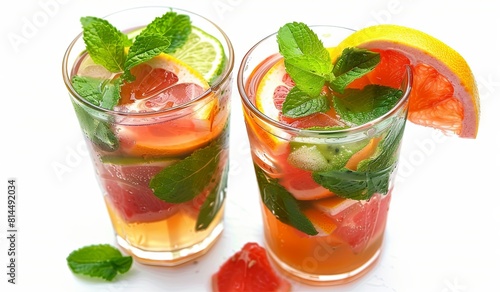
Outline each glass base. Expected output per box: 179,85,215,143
116,222,223,266
267,243,382,286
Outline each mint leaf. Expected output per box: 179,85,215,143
282,86,329,118
123,34,171,80
277,22,332,97
312,165,394,200
358,117,406,171
312,118,406,200
122,11,192,81
66,244,132,281
333,85,403,125
72,103,119,152
139,11,191,53
255,165,318,236
277,22,330,62
71,75,120,151
196,164,228,231
330,48,380,93
149,142,222,204
72,76,121,110
80,17,131,73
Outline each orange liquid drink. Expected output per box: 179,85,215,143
238,25,411,284
63,7,233,266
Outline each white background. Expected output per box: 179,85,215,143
1,0,499,291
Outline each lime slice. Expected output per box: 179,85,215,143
172,26,226,83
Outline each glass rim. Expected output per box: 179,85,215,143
62,5,234,117
237,24,413,137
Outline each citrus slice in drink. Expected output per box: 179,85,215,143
115,54,224,157
329,193,391,253
172,26,227,83
212,242,291,292
255,58,343,129
329,24,480,138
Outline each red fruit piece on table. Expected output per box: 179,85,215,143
212,242,291,292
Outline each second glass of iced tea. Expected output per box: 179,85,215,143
238,26,411,284
63,7,234,266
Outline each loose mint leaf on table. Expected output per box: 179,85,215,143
80,17,131,73
255,166,318,236
330,47,380,93
277,22,333,97
281,86,329,118
333,85,403,125
66,244,132,281
149,142,222,204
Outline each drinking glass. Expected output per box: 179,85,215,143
237,25,411,284
62,6,234,266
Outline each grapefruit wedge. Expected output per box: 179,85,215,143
212,242,291,292
329,24,480,138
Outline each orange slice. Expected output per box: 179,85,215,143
329,24,480,138
113,54,223,157
302,207,337,236
345,137,382,171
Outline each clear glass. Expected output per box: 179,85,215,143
237,26,411,284
62,6,234,266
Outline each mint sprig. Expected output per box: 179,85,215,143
66,244,132,281
139,11,191,53
276,22,382,120
80,11,192,82
277,22,333,98
81,17,131,73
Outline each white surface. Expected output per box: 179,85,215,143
1,0,499,291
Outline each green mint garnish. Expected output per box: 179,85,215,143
276,22,383,118
81,17,131,73
255,165,318,236
330,47,380,93
277,22,333,97
333,85,403,125
66,244,132,281
281,86,329,118
139,11,191,53
80,11,192,81
122,34,171,80
149,135,226,204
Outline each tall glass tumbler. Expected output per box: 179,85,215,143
237,26,411,284
62,6,234,266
